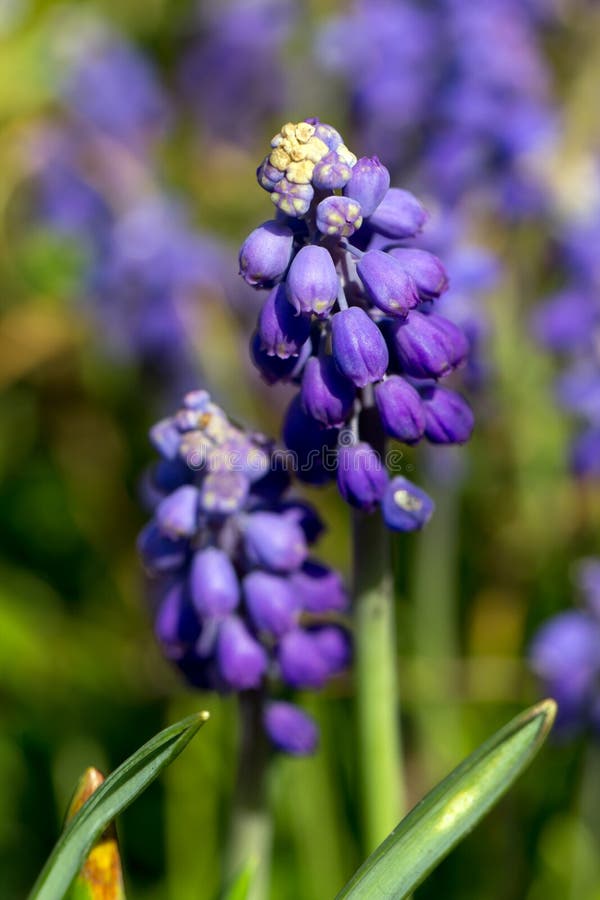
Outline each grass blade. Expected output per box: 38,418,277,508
29,711,210,900
337,700,556,899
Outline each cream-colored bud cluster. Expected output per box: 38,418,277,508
177,398,270,478
269,121,356,186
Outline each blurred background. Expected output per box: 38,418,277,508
2,0,600,897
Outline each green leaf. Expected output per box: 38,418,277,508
337,699,556,900
29,711,210,900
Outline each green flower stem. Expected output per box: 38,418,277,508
354,403,406,852
281,695,352,898
226,691,272,900
412,479,468,781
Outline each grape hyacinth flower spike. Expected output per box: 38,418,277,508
240,118,475,849
139,390,351,755
242,119,474,531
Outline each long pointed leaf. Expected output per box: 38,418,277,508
337,699,556,899
29,711,210,900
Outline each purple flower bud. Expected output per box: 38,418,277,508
239,221,294,288
155,581,200,659
357,250,420,317
367,188,428,239
316,196,363,237
150,418,180,460
331,307,389,387
381,476,435,531
309,119,344,150
420,385,474,444
258,283,312,358
138,522,188,574
199,470,249,516
250,331,312,384
283,395,339,485
290,559,349,613
243,570,299,636
271,178,314,217
264,702,319,755
243,511,308,572
337,442,388,511
312,151,353,190
374,376,425,444
217,616,268,690
156,485,199,538
300,355,356,427
257,155,285,191
189,547,240,617
343,156,390,217
279,501,324,544
388,248,449,301
311,625,352,676
174,409,201,432
227,436,270,484
286,245,339,316
182,390,211,411
279,629,329,689
389,311,468,379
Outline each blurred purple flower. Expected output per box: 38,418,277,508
62,35,169,152
319,0,557,220
178,0,295,146
532,209,600,479
264,702,319,755
31,121,233,390
317,0,436,165
530,602,600,736
140,391,351,755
